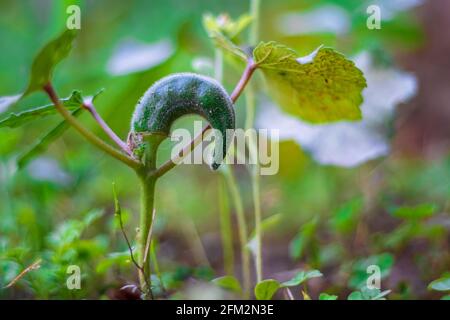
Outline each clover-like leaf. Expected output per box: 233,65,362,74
253,41,366,123
0,90,82,128
428,275,450,292
212,276,242,294
25,29,77,95
281,269,323,287
254,279,281,300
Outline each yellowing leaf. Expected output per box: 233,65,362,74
253,41,366,123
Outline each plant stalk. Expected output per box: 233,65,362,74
248,0,263,283
136,134,164,299
43,83,140,169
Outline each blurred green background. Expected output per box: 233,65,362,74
0,0,449,299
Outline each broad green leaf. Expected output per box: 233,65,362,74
254,279,281,300
319,293,338,300
253,41,366,123
0,90,82,128
428,275,450,292
390,203,438,220
212,276,242,294
25,29,77,95
17,108,83,168
441,295,450,300
281,269,323,287
203,14,249,62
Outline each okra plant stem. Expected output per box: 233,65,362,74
43,83,140,169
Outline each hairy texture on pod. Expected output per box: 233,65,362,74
131,73,235,169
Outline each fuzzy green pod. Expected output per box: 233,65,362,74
131,73,235,169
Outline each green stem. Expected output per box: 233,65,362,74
136,134,164,299
250,0,261,45
223,166,251,299
43,83,140,170
218,175,235,276
248,0,263,283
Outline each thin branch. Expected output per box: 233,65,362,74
113,184,153,299
43,83,141,170
82,100,132,156
4,259,42,289
154,60,257,178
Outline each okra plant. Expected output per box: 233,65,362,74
0,1,366,299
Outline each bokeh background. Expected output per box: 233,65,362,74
0,0,449,299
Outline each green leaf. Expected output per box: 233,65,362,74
441,295,450,300
330,198,364,234
428,275,450,292
348,253,394,289
203,14,249,62
390,203,438,220
17,108,83,168
253,42,366,123
0,90,82,128
25,29,77,95
319,293,338,300
281,269,323,287
347,288,390,300
212,276,242,294
254,279,281,300
289,217,318,260
203,13,252,41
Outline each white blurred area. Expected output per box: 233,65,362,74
277,0,424,35
256,51,417,167
106,38,174,76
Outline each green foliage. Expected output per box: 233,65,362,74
254,269,322,300
0,91,82,129
348,253,394,290
253,41,366,123
281,269,322,287
16,108,83,168
348,288,391,300
428,275,450,292
390,203,438,219
330,197,363,234
202,13,249,62
319,293,338,300
254,279,281,300
289,217,318,261
25,29,77,95
212,275,242,294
